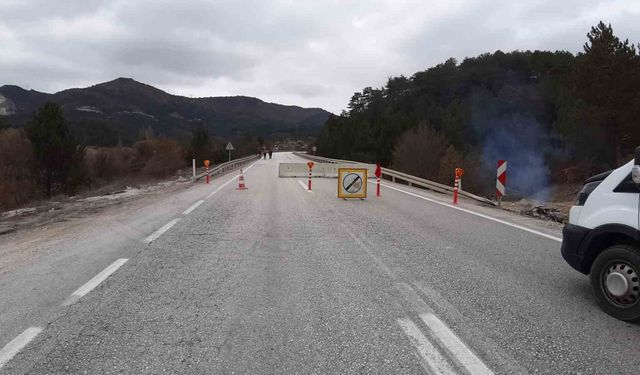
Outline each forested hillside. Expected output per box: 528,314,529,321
0,78,331,146
316,22,640,199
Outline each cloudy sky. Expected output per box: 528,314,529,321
1,0,639,113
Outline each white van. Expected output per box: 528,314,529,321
561,149,640,322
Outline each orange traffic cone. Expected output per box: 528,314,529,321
236,169,247,190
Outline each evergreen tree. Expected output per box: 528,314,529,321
189,127,210,162
316,22,640,196
27,102,86,196
573,21,640,164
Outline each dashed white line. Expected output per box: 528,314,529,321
143,218,180,244
0,327,42,370
378,182,562,242
420,313,494,375
297,180,312,192
397,318,457,375
63,258,129,305
183,200,204,215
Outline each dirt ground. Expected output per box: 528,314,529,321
0,175,193,236
499,183,581,224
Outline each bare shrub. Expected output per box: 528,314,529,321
0,128,37,209
86,146,136,181
134,139,185,178
435,145,464,185
392,127,495,197
391,126,449,179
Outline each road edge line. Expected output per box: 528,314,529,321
378,182,562,242
0,327,42,370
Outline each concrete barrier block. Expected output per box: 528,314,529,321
278,163,377,178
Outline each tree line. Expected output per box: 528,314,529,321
316,22,640,198
0,102,263,210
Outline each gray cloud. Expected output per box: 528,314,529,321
0,0,639,113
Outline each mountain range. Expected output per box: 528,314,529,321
0,78,332,145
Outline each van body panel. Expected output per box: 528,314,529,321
579,161,639,230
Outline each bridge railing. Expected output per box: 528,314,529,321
194,154,261,181
293,152,495,206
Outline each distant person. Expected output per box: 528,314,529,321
263,151,267,160
269,149,273,159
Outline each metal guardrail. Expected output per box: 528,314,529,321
194,154,260,181
293,152,496,206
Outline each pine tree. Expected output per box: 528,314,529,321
27,102,86,196
573,21,640,164
189,127,210,162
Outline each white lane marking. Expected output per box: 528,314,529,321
63,259,129,306
378,182,562,242
396,283,431,313
205,159,259,199
297,180,313,192
397,318,457,375
0,327,42,370
414,282,466,322
420,313,494,375
344,227,398,280
143,218,180,244
183,200,204,215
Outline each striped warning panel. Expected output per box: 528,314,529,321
496,160,507,198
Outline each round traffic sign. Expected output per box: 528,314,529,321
342,173,363,193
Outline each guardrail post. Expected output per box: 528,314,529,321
192,159,196,179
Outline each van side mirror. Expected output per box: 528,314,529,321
633,147,640,184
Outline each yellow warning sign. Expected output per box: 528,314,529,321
338,168,368,199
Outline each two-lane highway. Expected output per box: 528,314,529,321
2,152,639,374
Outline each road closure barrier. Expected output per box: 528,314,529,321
293,152,495,206
279,162,376,178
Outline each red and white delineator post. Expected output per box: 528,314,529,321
375,163,382,197
204,159,211,184
453,176,459,204
307,161,314,191
453,167,464,205
496,160,507,206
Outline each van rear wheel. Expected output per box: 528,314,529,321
590,245,640,322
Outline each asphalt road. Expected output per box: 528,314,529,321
1,152,639,374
